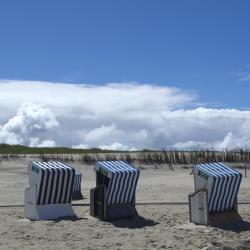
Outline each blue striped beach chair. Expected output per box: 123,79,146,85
72,171,83,200
90,161,140,220
189,162,242,225
25,161,76,220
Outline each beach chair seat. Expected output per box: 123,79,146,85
90,161,140,220
189,162,242,225
25,161,76,220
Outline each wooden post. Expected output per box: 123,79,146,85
245,163,247,178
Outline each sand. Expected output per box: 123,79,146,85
0,157,250,250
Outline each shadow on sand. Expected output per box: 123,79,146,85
109,215,158,229
213,220,250,233
52,215,88,223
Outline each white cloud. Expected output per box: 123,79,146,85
98,142,130,151
29,137,56,147
85,123,119,143
72,144,89,149
0,80,250,150
239,74,250,82
0,102,59,146
233,65,250,82
37,140,57,147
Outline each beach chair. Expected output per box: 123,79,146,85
189,162,242,225
25,161,76,220
72,171,83,200
90,161,140,220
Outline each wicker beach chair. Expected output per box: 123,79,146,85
90,161,140,220
189,162,242,225
25,161,76,220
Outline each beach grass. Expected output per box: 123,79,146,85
0,144,250,166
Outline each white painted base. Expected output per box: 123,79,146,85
25,203,75,220
25,185,75,220
189,189,208,225
189,189,241,225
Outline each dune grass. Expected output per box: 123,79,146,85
0,144,250,166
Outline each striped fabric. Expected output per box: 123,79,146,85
29,162,75,205
73,172,82,194
194,162,242,213
95,161,140,205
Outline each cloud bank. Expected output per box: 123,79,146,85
0,80,250,150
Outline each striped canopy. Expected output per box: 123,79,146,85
194,162,242,213
72,172,82,194
29,161,75,205
95,161,140,205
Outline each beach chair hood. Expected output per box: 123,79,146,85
95,161,140,206
193,162,242,213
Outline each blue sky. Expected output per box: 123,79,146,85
1,1,250,109
1,1,250,150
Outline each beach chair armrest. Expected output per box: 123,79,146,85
25,184,37,206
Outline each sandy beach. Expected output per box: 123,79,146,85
1,157,250,250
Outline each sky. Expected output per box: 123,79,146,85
0,1,250,150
